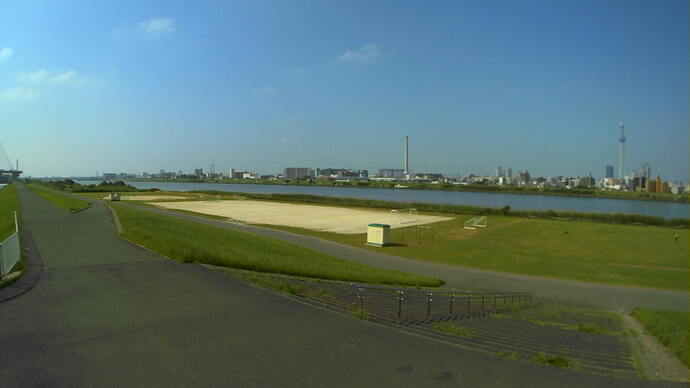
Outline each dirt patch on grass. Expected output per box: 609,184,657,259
152,200,452,234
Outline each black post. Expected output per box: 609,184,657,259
449,294,455,315
397,291,403,318
466,294,472,313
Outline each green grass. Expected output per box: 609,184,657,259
111,204,442,287
532,351,571,368
433,322,472,338
25,183,90,212
262,214,689,290
630,308,689,368
0,184,20,241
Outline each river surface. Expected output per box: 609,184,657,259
77,180,688,219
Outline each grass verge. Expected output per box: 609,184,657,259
532,351,571,368
0,184,19,240
630,308,689,368
111,204,442,287
433,322,472,338
25,184,90,212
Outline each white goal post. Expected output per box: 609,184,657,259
390,208,420,225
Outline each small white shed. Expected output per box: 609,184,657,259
367,223,391,247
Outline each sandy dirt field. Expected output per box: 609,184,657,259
103,195,187,201
152,200,452,234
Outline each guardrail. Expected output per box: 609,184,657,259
351,283,533,320
0,211,20,278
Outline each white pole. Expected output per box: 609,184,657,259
14,210,18,233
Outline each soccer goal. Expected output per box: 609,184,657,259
390,208,419,225
464,216,487,230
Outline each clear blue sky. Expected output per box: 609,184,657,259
1,0,687,181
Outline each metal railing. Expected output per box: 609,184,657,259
351,283,533,320
0,211,20,278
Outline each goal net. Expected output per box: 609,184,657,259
390,208,419,225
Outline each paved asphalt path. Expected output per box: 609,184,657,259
0,185,683,387
123,203,688,312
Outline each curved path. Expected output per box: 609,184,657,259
0,186,682,387
125,203,688,312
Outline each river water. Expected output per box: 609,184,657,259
80,180,687,219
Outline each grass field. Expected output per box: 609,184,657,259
630,308,688,368
259,215,689,290
26,183,90,212
111,203,442,287
0,184,20,241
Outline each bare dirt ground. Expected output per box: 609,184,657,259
102,195,187,201
151,200,452,234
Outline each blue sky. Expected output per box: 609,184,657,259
0,0,687,181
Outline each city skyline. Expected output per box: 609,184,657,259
0,0,687,181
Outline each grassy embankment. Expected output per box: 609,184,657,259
0,184,24,286
630,308,689,368
110,203,442,287
25,183,90,212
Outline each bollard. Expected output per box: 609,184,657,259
466,294,472,313
449,294,455,315
397,291,404,318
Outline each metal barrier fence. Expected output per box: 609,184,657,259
0,211,20,278
351,283,533,320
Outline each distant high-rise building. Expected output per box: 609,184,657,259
495,165,503,178
507,168,512,179
618,121,626,179
194,168,204,176
644,163,651,180
605,165,614,179
379,169,405,179
284,167,314,180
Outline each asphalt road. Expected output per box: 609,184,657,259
124,203,689,312
0,186,682,387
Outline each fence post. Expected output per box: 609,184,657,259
397,291,404,318
358,288,365,316
449,293,454,315
466,294,472,313
426,293,433,318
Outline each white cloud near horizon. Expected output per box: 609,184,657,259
338,43,382,64
0,87,39,103
138,17,175,36
253,86,277,96
0,47,13,61
23,69,85,85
